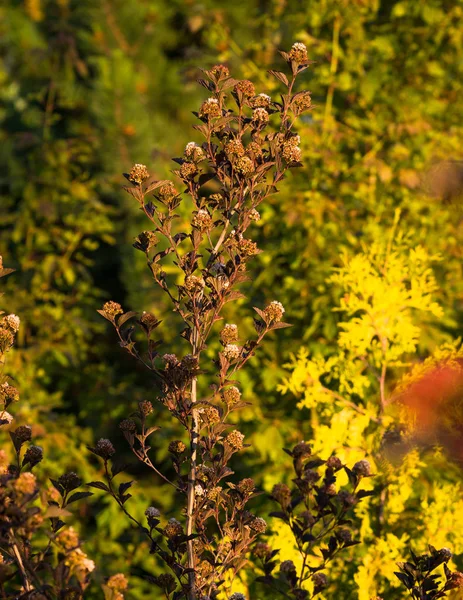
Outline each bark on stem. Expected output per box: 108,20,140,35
186,376,199,600
11,536,32,592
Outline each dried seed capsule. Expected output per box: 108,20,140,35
128,163,150,184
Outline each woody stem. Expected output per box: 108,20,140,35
186,375,199,600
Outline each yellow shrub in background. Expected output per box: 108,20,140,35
278,217,463,598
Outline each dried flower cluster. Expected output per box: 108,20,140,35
97,44,313,600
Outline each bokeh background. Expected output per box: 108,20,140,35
1,0,463,598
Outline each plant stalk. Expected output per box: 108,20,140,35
10,535,32,593
186,376,199,600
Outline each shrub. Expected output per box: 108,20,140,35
91,44,328,600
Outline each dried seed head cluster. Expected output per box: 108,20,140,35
93,438,116,459
289,41,309,64
220,324,238,345
23,444,43,466
353,459,371,477
164,518,183,538
168,440,186,454
222,386,241,405
3,314,20,332
293,90,312,113
237,235,259,257
184,275,205,292
251,107,269,127
235,156,255,176
210,64,230,78
120,418,136,433
225,430,245,450
128,163,150,184
225,139,245,157
0,410,13,426
251,93,271,109
272,482,291,506
146,506,161,519
139,399,154,415
56,527,80,551
250,516,267,533
180,161,198,180
200,406,220,425
102,301,123,319
199,97,221,119
192,209,213,232
159,181,177,199
1,382,19,401
234,79,255,97
134,231,159,252
263,300,285,322
282,140,302,163
248,208,260,221
223,344,241,361
13,471,37,495
104,572,129,600
184,142,205,161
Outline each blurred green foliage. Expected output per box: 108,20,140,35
0,0,462,598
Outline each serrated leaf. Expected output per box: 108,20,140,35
224,290,246,303
111,462,127,478
145,179,171,194
66,491,93,505
44,506,72,519
197,79,213,91
96,309,114,323
0,268,15,278
118,481,134,496
253,306,267,322
198,172,216,186
394,571,414,590
145,426,161,437
270,321,293,329
87,481,110,492
122,186,143,202
268,70,289,86
268,511,288,521
192,124,209,136
49,479,64,495
117,311,138,327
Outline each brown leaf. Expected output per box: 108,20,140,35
117,311,138,327
268,70,289,87
96,309,114,324
123,186,143,203
253,307,267,322
145,179,172,194
224,290,246,303
44,506,72,519
270,321,293,330
0,268,15,279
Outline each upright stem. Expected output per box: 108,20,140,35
10,535,32,593
186,376,199,600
